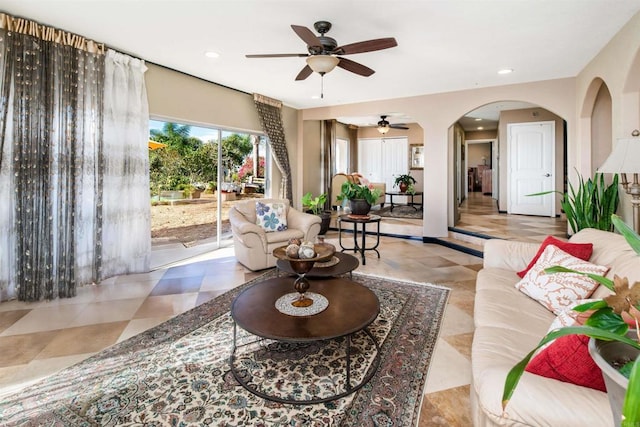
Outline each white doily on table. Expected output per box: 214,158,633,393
275,292,329,316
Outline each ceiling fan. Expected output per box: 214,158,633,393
245,21,397,81
377,115,409,134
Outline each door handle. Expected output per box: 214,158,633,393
544,173,551,177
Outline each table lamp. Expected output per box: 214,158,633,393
597,130,640,233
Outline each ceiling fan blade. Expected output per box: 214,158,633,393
333,38,397,55
390,124,409,130
295,65,313,81
291,25,323,49
337,57,375,77
246,53,309,58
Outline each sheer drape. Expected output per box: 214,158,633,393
0,28,105,301
0,16,150,302
253,94,293,202
100,50,150,278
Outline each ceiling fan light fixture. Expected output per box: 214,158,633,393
377,124,390,134
306,55,339,74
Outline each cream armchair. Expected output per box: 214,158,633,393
330,173,386,209
229,198,321,271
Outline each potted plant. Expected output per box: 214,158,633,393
302,192,331,235
528,171,619,234
393,174,416,193
336,178,382,216
502,214,640,426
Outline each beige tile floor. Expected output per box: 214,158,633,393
0,193,567,425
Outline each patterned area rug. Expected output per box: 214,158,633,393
376,205,423,219
0,271,449,426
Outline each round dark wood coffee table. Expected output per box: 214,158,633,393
276,251,359,278
230,276,380,405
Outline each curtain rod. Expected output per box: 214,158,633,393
0,12,105,54
253,93,283,108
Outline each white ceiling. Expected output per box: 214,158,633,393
2,0,639,115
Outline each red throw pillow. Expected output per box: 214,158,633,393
517,236,593,278
525,334,606,391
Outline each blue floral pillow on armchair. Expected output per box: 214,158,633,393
256,202,288,232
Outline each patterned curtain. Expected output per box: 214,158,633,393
253,94,293,202
0,14,149,301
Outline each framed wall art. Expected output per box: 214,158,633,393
410,144,424,170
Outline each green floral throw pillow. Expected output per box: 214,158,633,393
256,202,288,232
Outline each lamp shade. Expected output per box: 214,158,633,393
598,138,640,173
306,55,339,74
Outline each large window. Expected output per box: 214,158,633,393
335,138,349,174
148,119,268,248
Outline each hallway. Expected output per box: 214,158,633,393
454,192,568,243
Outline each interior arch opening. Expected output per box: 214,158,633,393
449,101,569,242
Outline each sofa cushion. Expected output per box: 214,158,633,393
517,235,593,278
515,245,608,314
256,201,288,232
526,334,606,392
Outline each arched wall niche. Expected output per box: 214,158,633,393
589,81,613,173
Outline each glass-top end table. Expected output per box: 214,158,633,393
384,191,424,211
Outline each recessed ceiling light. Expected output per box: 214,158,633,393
498,68,513,75
205,51,220,59
477,126,484,130
474,118,482,121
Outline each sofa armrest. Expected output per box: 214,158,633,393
483,239,539,271
287,208,321,239
229,207,267,248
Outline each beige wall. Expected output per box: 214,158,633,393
301,120,322,203
302,78,576,237
466,129,498,140
498,108,565,214
467,143,491,169
576,11,640,225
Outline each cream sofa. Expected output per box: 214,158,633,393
330,173,386,209
229,198,321,271
472,228,640,426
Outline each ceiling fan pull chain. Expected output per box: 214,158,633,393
321,73,325,99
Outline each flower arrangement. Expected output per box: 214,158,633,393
337,176,382,206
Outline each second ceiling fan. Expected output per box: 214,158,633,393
377,115,409,134
246,21,397,81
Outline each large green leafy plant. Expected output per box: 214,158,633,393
337,179,382,205
302,192,327,215
502,214,640,425
529,171,619,233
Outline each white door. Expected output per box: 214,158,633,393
508,121,555,216
358,137,409,203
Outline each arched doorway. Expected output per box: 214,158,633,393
450,101,569,233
